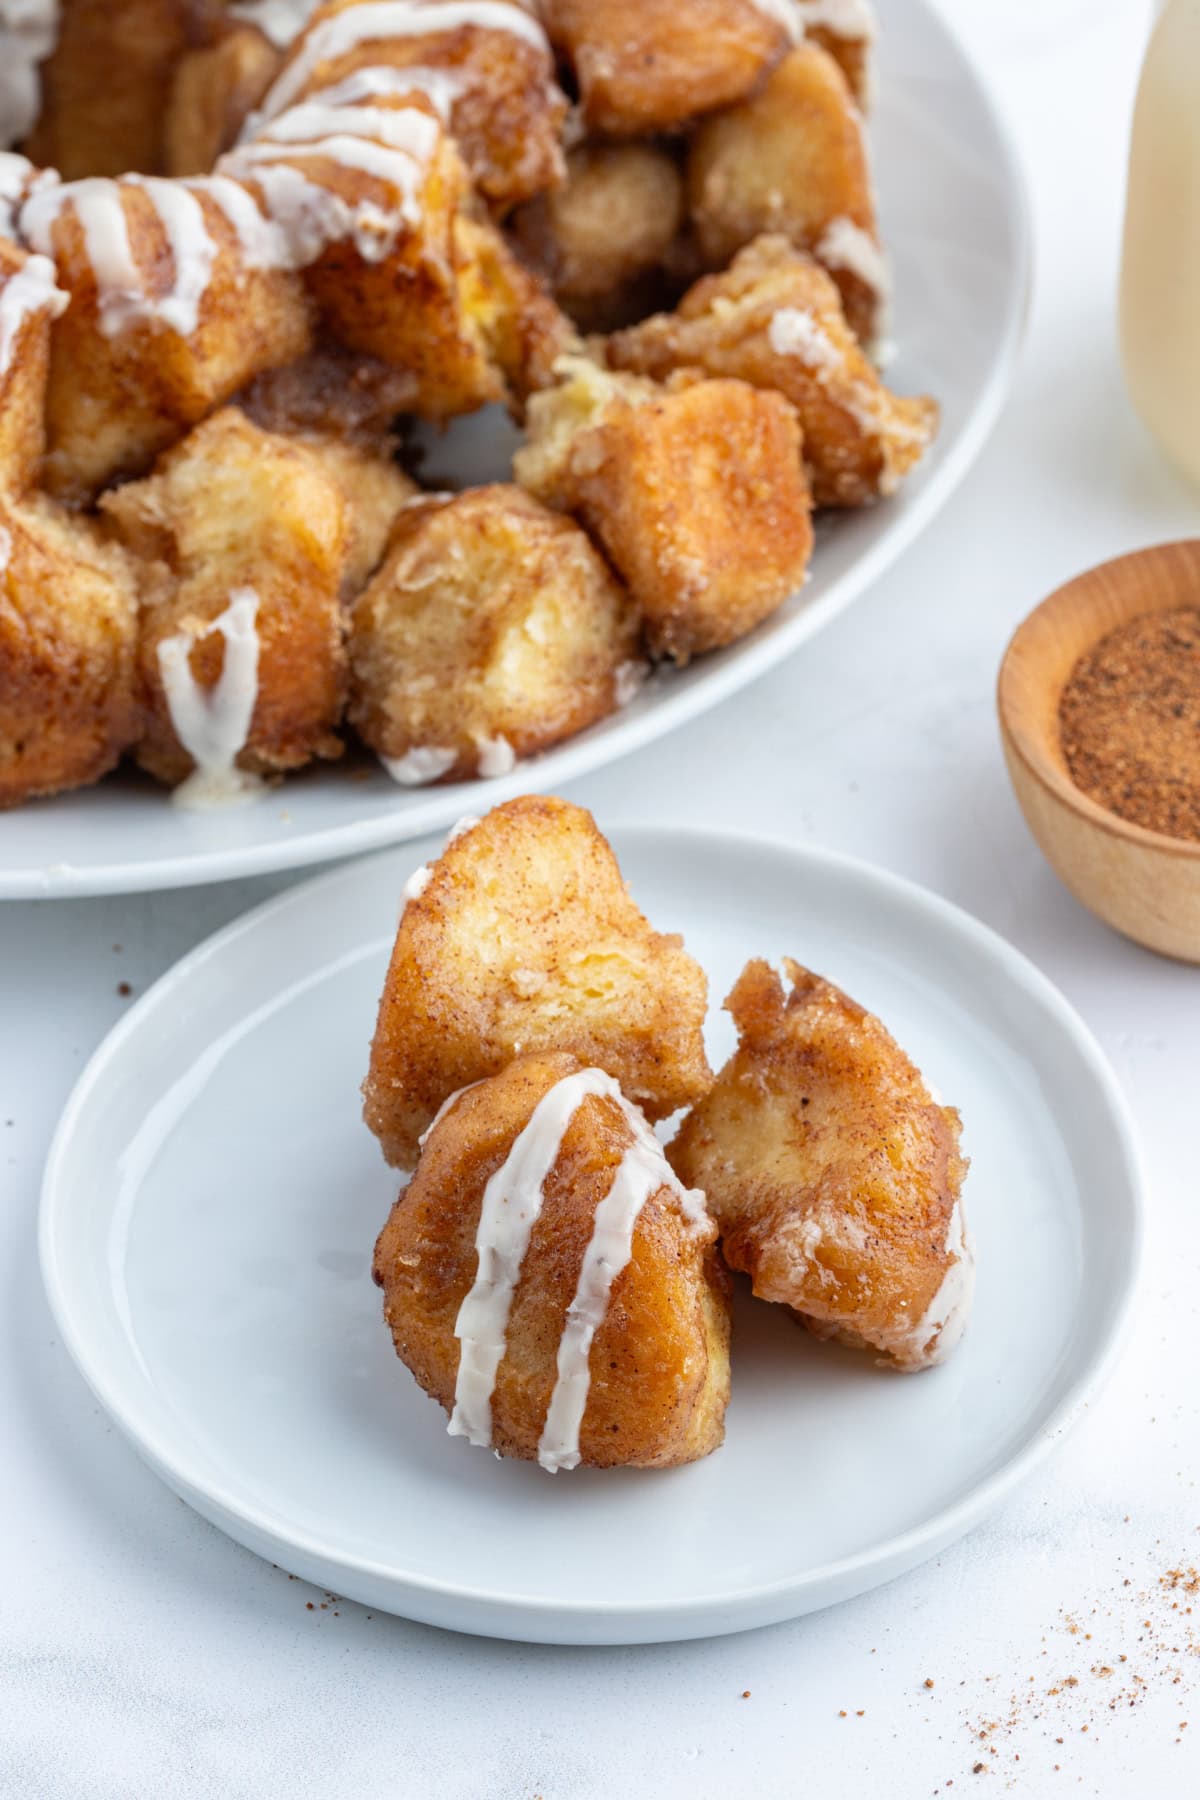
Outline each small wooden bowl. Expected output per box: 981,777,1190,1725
998,540,1200,963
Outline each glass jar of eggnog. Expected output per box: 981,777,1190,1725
1120,0,1200,488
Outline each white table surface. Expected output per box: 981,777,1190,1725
4,3,1199,1795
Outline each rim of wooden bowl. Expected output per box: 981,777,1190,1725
997,539,1200,862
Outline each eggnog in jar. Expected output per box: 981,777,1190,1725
1120,0,1200,487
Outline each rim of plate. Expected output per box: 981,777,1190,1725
39,827,1144,1630
4,1,1033,901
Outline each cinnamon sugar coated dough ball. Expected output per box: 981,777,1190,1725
348,485,639,782
687,42,881,344
0,493,139,808
23,175,312,501
508,142,686,334
373,1051,731,1470
541,0,791,136
363,796,712,1168
102,407,350,787
607,236,937,508
516,357,813,662
669,959,974,1372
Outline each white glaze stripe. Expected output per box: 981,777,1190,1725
538,1111,684,1473
447,1069,621,1448
260,0,547,121
0,250,67,376
157,589,264,811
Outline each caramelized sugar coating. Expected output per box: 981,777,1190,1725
364,796,712,1167
102,408,349,785
607,236,937,509
164,23,284,178
670,959,973,1372
687,42,881,343
259,0,567,211
373,1051,731,1469
24,177,312,501
349,484,639,780
0,493,139,808
516,357,812,662
23,0,192,179
542,0,791,136
509,141,687,334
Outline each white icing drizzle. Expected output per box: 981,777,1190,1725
402,862,432,901
537,1099,705,1473
614,660,647,707
0,0,59,149
445,1068,709,1464
0,249,66,375
381,744,457,785
156,589,264,811
875,1200,975,1369
474,733,516,778
816,214,892,358
794,0,877,40
184,175,289,270
22,176,218,338
259,0,548,123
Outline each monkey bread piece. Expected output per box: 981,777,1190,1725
515,357,812,662
372,1051,731,1470
0,493,139,809
349,484,639,782
508,142,688,335
541,0,791,137
101,408,350,791
250,0,568,213
20,174,313,502
164,21,285,178
669,959,974,1373
607,236,937,509
23,0,193,179
363,796,713,1168
687,42,884,347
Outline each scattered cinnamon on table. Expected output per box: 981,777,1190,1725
1059,607,1200,841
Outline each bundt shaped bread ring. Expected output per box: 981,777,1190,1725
0,0,933,813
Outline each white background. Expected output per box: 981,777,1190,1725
4,2,1200,1794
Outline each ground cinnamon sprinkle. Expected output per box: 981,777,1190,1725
1059,607,1200,841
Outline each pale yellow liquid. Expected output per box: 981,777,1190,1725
1120,0,1200,488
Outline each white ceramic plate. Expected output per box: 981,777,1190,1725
2,0,1031,898
41,827,1142,1644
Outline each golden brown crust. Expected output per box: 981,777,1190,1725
669,958,970,1371
0,494,140,808
516,357,813,661
607,235,937,509
101,407,349,784
36,179,312,501
349,483,638,775
542,0,790,136
372,1050,731,1469
363,795,712,1167
687,42,879,343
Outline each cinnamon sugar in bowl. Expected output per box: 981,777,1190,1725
998,541,1200,963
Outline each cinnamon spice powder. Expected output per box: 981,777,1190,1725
1059,607,1200,841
